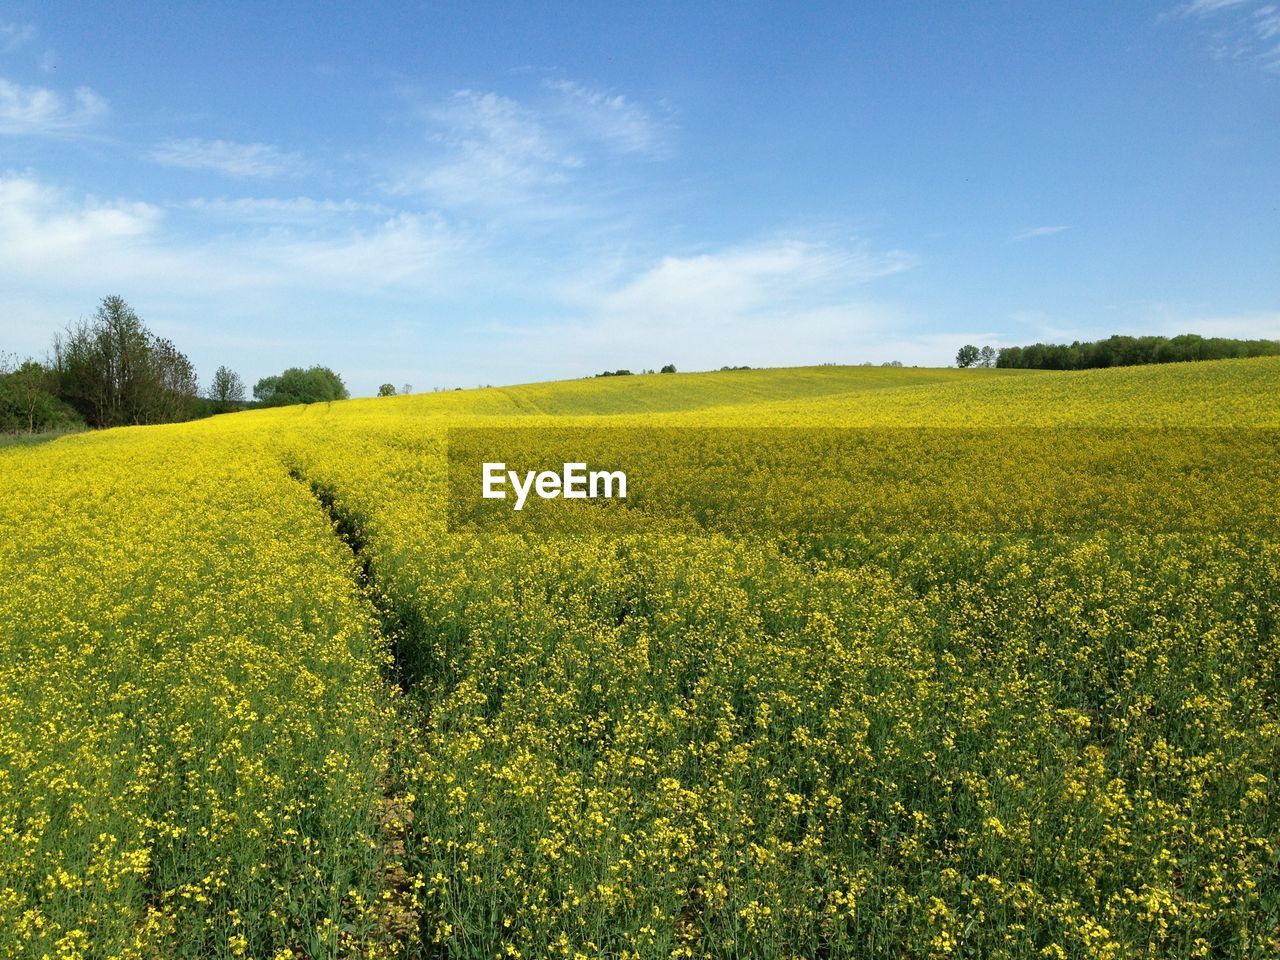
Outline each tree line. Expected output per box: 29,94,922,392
992,334,1280,370
1,295,350,435
594,364,680,377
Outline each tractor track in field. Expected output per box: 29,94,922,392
286,463,430,956
286,465,417,688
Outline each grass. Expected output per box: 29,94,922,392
0,427,85,449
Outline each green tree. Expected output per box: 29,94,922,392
660,364,677,374
52,295,198,428
209,366,246,408
0,355,82,434
147,337,199,422
996,346,1023,368
979,345,996,368
378,383,397,397
956,344,980,368
253,366,349,407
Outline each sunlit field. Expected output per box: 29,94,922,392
2,359,1278,959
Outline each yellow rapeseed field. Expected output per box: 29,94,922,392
1,359,1278,958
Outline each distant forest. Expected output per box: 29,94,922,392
996,334,1280,371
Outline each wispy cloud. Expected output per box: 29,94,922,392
394,79,671,212
150,138,305,178
183,195,391,223
267,211,464,288
1013,225,1069,241
592,239,913,318
396,89,581,207
544,78,669,156
0,77,108,135
484,237,919,375
1180,0,1280,71
1185,0,1251,12
1255,4,1280,39
0,22,36,54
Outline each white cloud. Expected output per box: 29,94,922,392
265,211,462,287
594,239,912,318
0,173,496,393
1259,5,1280,34
184,195,391,223
0,22,36,54
545,78,668,156
0,173,934,392
397,89,580,207
395,80,670,211
0,173,469,293
486,237,919,374
0,176,161,263
0,77,108,134
1013,225,1069,241
1253,4,1280,65
1180,0,1280,70
1185,0,1250,12
150,138,304,178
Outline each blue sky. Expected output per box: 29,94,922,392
1,1,1277,394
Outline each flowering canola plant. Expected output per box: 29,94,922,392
1,358,1278,959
